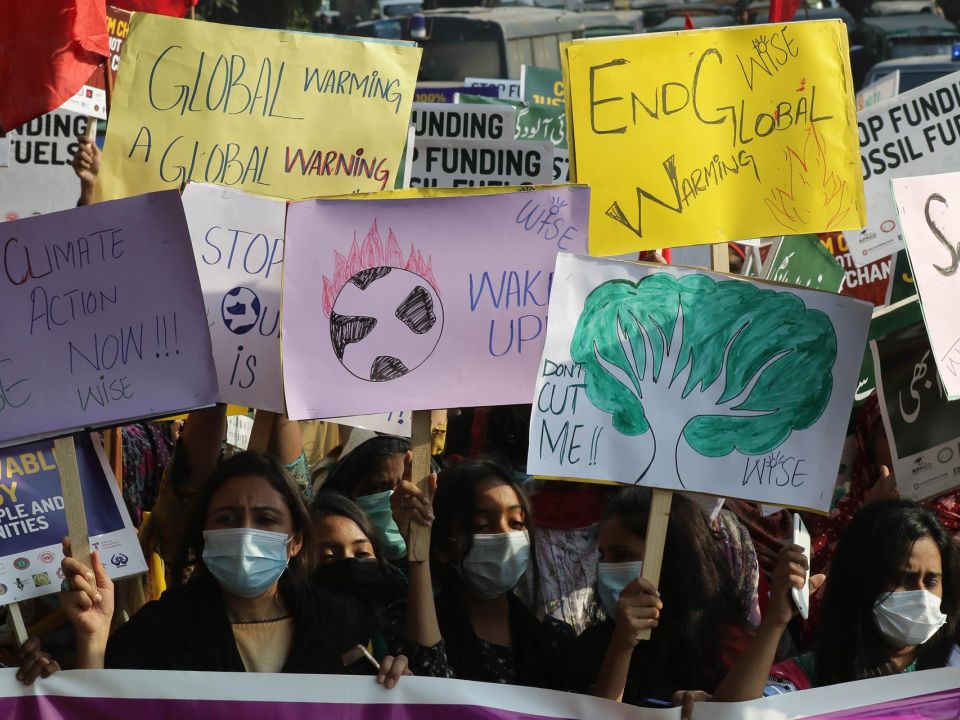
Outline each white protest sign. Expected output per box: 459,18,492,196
856,70,900,111
330,412,412,437
873,314,960,500
226,415,254,450
0,111,85,222
892,171,960,399
848,70,960,267
527,254,871,512
410,137,553,188
465,77,521,100
181,183,286,413
412,102,517,143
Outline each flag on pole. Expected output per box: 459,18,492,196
0,0,109,132
684,12,695,28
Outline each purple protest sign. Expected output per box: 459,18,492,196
282,187,589,419
0,191,218,446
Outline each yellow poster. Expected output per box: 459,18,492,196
564,22,865,255
95,15,421,202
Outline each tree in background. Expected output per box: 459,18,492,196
196,0,321,30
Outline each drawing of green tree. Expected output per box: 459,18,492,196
571,273,837,487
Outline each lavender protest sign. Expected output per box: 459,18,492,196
0,434,146,604
0,665,957,720
0,191,218,446
527,254,871,512
181,183,286,412
281,187,589,419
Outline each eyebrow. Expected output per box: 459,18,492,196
474,504,523,514
210,504,283,514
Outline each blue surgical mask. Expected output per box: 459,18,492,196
356,490,407,561
460,531,531,599
597,561,644,619
202,528,291,598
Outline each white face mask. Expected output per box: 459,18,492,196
459,531,531,599
873,589,947,647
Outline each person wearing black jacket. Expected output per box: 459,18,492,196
59,452,410,685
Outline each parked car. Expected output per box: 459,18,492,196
862,53,960,91
857,13,960,59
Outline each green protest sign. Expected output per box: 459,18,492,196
763,234,845,292
887,250,917,306
856,296,924,403
521,65,564,107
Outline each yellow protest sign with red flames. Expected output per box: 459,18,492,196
562,22,865,255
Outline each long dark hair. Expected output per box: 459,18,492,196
815,500,959,684
323,435,410,499
178,451,315,587
430,458,541,602
603,488,747,700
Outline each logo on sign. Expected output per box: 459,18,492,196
32,573,50,588
880,220,896,233
111,553,129,568
938,447,954,464
913,457,932,475
13,558,30,571
38,551,55,565
0,584,7,596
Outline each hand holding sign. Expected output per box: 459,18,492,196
769,543,825,627
59,539,113,669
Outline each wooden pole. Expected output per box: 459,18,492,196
637,241,730,642
5,603,28,647
406,410,433,562
54,437,91,569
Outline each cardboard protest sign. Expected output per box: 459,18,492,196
888,249,918,305
0,434,146,604
0,111,86,222
892,172,960,399
412,103,517,144
873,314,960,500
522,65,564,107
527,254,871,512
181,183,285,412
59,64,107,120
94,14,422,202
763,234,845,292
465,77,521,100
410,138,553,188
106,6,133,99
282,187,589,419
856,70,899,111
0,191,218,446
847,70,960,267
457,94,569,183
331,412,412,437
563,22,865,255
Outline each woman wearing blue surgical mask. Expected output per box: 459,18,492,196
323,435,412,563
574,488,753,706
389,458,575,688
59,452,410,686
715,500,960,700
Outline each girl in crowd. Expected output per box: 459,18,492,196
715,500,959,698
60,452,409,685
575,489,752,705
324,435,412,562
311,492,407,660
391,459,576,688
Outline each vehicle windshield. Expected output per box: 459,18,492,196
421,39,501,80
888,36,959,57
898,68,957,90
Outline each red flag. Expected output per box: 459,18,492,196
769,0,800,22
109,0,198,16
684,12,695,29
0,0,109,132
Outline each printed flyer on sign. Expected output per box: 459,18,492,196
0,434,146,605
873,319,960,501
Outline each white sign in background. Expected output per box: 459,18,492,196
892,172,960,400
527,254,871,512
181,183,287,413
848,70,960,267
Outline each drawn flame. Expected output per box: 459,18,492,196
320,220,439,318
765,123,853,233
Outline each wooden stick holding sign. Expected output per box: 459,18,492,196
4,601,28,647
637,243,731,641
406,410,433,562
53,437,92,569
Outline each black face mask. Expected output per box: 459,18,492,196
314,558,391,600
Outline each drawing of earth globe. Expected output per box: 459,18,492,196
330,268,443,382
221,286,261,335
